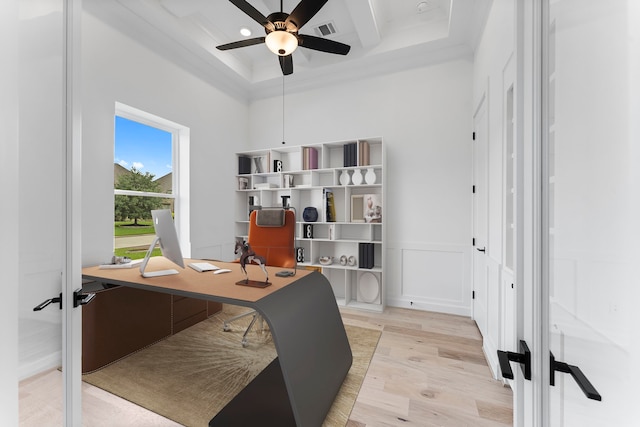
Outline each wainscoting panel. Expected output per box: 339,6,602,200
386,243,471,316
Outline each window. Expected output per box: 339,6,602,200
113,103,190,259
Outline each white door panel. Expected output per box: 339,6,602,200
544,0,638,425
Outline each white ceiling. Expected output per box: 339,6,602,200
84,0,492,100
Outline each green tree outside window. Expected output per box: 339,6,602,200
114,167,164,224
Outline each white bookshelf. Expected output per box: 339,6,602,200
235,137,385,311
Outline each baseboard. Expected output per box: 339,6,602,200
19,351,61,381
386,298,471,317
482,339,500,380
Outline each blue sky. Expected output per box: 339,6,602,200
114,116,172,179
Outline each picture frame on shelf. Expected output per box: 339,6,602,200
350,195,365,223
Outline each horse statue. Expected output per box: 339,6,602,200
235,238,268,284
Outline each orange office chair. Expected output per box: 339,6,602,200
223,208,296,346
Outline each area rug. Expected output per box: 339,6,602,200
83,305,381,427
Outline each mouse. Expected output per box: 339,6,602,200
213,269,232,274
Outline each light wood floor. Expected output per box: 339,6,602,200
19,306,512,426
340,306,512,426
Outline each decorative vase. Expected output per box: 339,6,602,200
352,168,363,185
365,168,376,185
339,169,351,186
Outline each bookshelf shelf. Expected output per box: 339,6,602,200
235,138,385,311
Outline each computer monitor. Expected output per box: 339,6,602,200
139,209,185,278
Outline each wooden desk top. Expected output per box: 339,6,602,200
82,257,311,305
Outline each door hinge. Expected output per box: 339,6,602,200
472,185,476,194
472,237,475,246
472,132,476,140
472,291,475,299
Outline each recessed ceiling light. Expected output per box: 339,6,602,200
240,27,252,37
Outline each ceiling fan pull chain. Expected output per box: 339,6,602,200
282,75,286,144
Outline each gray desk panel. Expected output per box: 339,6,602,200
256,272,353,427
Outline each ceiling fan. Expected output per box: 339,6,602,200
216,0,351,75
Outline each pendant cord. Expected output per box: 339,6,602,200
282,75,285,144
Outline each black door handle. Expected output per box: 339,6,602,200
74,288,96,307
33,293,62,311
497,340,531,380
33,289,96,311
476,247,486,253
551,353,602,401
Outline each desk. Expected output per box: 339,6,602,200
82,257,353,427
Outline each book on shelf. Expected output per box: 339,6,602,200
352,143,358,167
324,188,336,222
359,140,370,166
343,144,349,167
358,243,374,269
303,147,318,170
343,142,357,167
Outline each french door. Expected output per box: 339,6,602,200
539,0,639,424
15,0,83,425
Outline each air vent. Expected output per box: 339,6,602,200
313,21,337,37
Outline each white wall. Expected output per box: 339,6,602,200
81,11,250,266
472,0,516,377
1,0,20,423
248,59,474,315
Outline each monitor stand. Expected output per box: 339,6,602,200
139,236,179,278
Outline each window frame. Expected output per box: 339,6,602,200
114,102,190,257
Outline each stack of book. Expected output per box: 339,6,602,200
358,243,375,269
343,142,357,167
302,147,318,170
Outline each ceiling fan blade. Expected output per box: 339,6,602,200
286,0,328,30
216,37,266,51
229,0,272,29
279,54,293,75
298,34,350,55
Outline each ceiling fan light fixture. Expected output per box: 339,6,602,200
265,30,298,56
